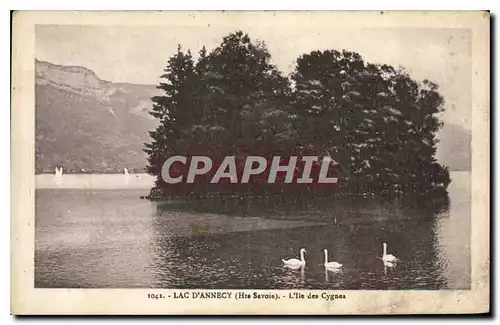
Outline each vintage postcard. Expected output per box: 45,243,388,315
11,11,490,315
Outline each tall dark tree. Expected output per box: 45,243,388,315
145,32,296,198
189,31,295,196
144,45,197,199
200,31,293,149
291,49,373,191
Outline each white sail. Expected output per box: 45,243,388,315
55,167,63,185
124,168,130,185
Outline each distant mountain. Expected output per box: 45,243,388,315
35,59,161,174
436,123,471,171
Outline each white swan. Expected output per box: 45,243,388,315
324,249,342,269
382,242,397,263
282,248,306,267
124,168,130,176
384,260,395,268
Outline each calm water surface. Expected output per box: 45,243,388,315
35,172,470,289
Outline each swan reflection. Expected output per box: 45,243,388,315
283,263,305,283
383,260,396,276
325,266,342,282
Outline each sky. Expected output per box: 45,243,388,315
36,24,471,129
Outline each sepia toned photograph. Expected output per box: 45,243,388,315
11,11,490,315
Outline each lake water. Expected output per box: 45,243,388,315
35,171,470,289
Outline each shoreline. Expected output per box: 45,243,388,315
35,173,155,189
34,170,470,189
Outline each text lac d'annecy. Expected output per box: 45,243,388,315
171,291,279,299
169,291,346,301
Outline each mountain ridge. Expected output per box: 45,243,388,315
35,59,161,174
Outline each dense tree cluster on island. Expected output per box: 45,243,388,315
144,31,450,205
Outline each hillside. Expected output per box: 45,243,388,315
436,123,471,171
35,59,471,174
35,59,161,174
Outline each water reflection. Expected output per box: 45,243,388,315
35,189,158,288
146,212,452,289
35,172,470,289
282,265,305,285
383,261,396,277
325,267,342,283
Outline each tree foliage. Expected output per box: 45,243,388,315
144,31,450,202
291,50,450,197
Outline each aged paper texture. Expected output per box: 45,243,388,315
11,11,489,315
